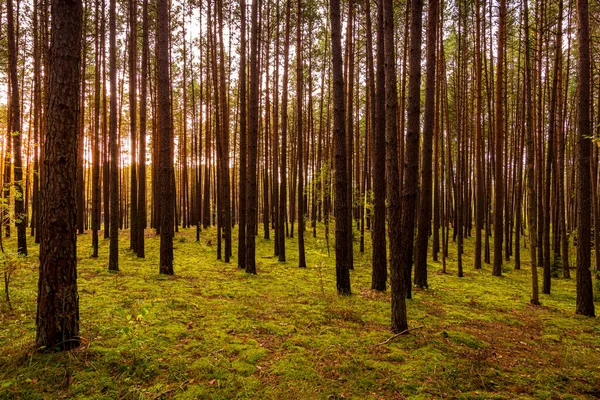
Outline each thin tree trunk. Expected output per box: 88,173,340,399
108,0,119,271
493,0,506,277
296,0,306,268
7,0,26,255
245,0,260,274
238,0,247,268
157,0,174,274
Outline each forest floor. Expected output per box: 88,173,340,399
1,225,599,399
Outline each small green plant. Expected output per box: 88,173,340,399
1,251,24,310
118,306,150,361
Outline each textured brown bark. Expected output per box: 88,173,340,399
399,0,422,300
368,0,386,291
344,0,354,271
137,0,148,258
414,0,439,288
7,0,26,255
278,0,291,262
386,0,408,331
455,0,465,278
272,3,280,256
329,0,351,295
245,0,260,274
203,35,211,229
129,0,138,254
557,6,569,278
217,0,231,262
524,0,538,305
157,0,173,274
91,0,101,258
32,0,41,244
36,0,82,351
108,0,119,271
102,0,109,240
493,0,506,277
238,0,247,268
474,0,484,270
575,0,594,317
542,0,562,293
76,5,86,236
296,0,306,269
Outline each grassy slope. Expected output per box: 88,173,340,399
0,225,599,399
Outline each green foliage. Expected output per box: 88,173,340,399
0,227,598,399
1,251,26,311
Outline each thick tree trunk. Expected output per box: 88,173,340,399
414,0,439,288
399,0,423,300
329,0,351,295
386,0,408,331
37,0,82,351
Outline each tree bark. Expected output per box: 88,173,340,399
7,0,27,255
493,0,506,277
157,0,174,274
387,0,408,330
575,0,594,317
108,0,119,271
414,0,439,288
329,0,351,295
37,0,82,351
245,0,260,274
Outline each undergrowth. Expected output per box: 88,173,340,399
0,225,599,399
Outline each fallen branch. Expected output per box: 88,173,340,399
375,326,423,346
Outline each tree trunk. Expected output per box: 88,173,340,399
493,0,506,277
296,0,306,269
414,0,439,288
386,0,408,330
7,0,27,255
368,0,386,291
108,0,119,271
575,0,594,317
91,0,101,258
399,0,423,300
129,0,138,253
137,0,149,258
279,0,291,262
238,0,247,268
157,0,174,274
245,0,260,274
329,0,351,295
37,0,82,351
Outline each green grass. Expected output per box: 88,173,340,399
1,225,599,399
